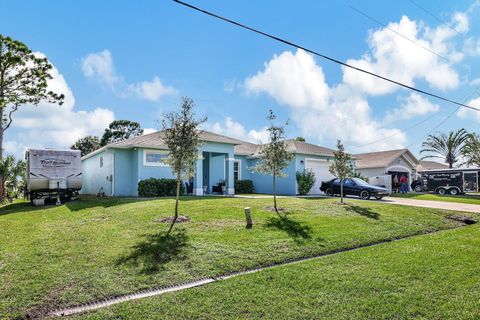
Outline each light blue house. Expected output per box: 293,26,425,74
81,130,355,196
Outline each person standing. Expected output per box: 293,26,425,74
400,175,408,194
393,175,399,193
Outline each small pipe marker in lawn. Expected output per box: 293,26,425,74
245,207,253,229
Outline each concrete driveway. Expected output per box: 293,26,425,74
381,197,480,213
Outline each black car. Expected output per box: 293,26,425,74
320,177,390,200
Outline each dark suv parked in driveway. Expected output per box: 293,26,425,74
320,178,390,200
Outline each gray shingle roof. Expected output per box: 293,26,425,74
355,149,419,169
240,139,338,158
417,160,449,172
83,130,353,160
108,130,244,150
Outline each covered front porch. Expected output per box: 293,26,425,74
192,150,235,196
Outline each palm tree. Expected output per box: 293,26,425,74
420,129,468,168
0,155,26,201
462,133,480,167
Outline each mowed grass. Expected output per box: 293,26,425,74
392,192,480,205
0,196,469,318
75,224,480,320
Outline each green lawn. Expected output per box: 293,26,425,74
0,196,471,318
74,224,480,320
391,192,480,205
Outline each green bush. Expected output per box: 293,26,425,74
234,179,254,194
296,169,316,195
138,178,184,197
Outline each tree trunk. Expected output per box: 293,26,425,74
168,172,181,234
340,180,344,204
273,172,278,215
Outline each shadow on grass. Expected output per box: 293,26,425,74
344,205,380,220
116,228,188,274
265,215,313,243
0,201,46,216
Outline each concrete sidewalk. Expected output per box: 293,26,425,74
381,197,480,213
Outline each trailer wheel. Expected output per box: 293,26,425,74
436,188,446,195
449,188,460,196
414,185,423,192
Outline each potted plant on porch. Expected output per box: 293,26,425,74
219,179,227,194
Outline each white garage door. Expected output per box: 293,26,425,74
305,159,335,195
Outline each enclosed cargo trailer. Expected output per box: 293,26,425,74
419,168,480,195
26,149,82,205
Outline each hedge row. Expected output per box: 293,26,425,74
138,178,184,197
234,179,254,194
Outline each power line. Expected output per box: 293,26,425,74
349,5,449,62
349,115,436,151
406,88,480,148
407,0,462,35
173,0,480,113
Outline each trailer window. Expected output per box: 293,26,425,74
100,157,103,168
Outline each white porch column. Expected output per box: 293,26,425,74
227,154,235,195
193,155,204,195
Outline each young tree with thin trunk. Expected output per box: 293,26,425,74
162,97,206,231
329,140,352,204
420,129,468,168
0,35,64,201
251,110,293,214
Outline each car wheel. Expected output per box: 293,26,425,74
437,188,446,195
374,196,383,200
449,188,459,195
414,185,423,192
360,190,371,200
325,188,333,196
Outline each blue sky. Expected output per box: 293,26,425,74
1,0,480,159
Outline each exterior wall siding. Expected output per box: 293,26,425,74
81,149,113,195
248,158,297,195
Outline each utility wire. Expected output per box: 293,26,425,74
349,5,449,62
349,115,436,151
173,0,479,113
406,88,480,148
407,0,462,35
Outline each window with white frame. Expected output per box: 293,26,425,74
143,150,169,166
233,160,241,181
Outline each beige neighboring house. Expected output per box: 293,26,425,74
417,160,449,172
355,149,420,191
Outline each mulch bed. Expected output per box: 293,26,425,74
155,215,190,223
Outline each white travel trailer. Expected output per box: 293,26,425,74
26,149,82,205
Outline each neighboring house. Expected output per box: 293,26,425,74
80,130,355,196
355,149,419,190
416,160,449,172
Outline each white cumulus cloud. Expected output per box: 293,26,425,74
5,57,115,158
128,76,176,101
383,93,440,123
245,49,406,151
82,50,176,101
81,49,120,89
343,15,460,96
205,117,269,144
457,97,480,122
